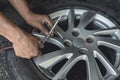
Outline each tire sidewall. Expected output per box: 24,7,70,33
6,0,120,80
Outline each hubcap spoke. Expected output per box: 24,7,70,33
68,8,75,31
96,37,120,51
33,48,73,70
93,28,119,36
53,54,86,80
47,37,65,49
86,52,103,80
56,25,66,37
94,48,118,76
77,11,96,29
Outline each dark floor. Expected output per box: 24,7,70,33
0,52,9,80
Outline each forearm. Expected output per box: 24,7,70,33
0,13,25,43
8,0,32,19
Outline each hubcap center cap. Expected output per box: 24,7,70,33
73,38,85,48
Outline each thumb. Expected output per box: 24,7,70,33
38,24,49,36
38,41,44,48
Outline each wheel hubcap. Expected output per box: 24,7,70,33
73,38,85,48
32,8,120,80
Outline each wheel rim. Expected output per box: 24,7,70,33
32,8,120,80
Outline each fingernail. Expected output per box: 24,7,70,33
38,41,44,48
41,44,44,48
45,32,48,35
39,51,42,56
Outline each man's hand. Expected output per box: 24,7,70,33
24,13,53,35
7,0,54,59
8,0,53,35
0,13,43,59
13,32,43,59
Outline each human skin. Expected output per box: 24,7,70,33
0,13,44,59
8,0,53,35
0,0,52,59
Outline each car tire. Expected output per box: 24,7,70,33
1,0,120,80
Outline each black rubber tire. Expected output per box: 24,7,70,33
1,0,120,80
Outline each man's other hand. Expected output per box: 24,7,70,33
24,12,53,35
13,32,43,59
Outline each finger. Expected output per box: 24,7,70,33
45,21,55,37
32,48,42,58
33,52,40,57
24,56,32,59
38,41,44,48
45,18,53,29
37,50,42,56
18,54,31,59
14,49,24,58
43,16,53,27
39,24,49,36
44,22,51,31
27,51,39,59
